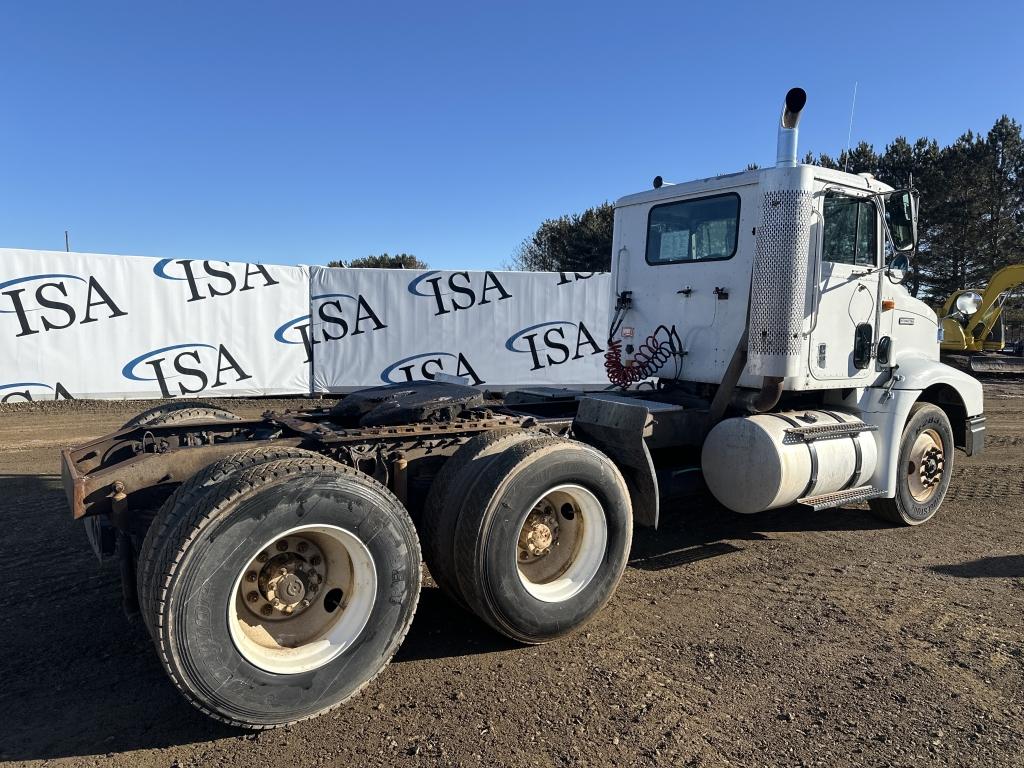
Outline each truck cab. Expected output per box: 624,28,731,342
611,166,946,391
603,88,984,522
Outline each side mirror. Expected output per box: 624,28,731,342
885,190,918,252
887,252,911,282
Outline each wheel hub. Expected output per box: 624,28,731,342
920,446,943,485
515,485,609,604
907,429,945,503
228,523,380,675
518,508,559,559
243,537,325,619
260,556,310,608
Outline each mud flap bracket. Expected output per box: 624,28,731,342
572,397,660,529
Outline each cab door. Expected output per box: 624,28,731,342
808,188,881,381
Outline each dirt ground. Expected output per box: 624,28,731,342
1,386,1022,768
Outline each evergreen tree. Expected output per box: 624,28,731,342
510,203,614,272
803,116,1024,304
327,253,427,269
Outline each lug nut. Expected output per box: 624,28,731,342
256,552,269,563
246,571,257,582
261,605,274,616
297,541,308,553
310,555,322,566
276,540,289,552
247,591,259,603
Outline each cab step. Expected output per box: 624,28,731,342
798,485,885,511
785,422,878,442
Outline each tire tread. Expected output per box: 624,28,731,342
451,436,630,643
121,402,241,430
137,446,324,636
150,457,420,729
868,402,953,526
420,429,533,606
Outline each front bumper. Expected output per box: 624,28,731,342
965,415,985,456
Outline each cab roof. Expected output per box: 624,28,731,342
615,164,894,208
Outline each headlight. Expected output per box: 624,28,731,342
955,291,983,315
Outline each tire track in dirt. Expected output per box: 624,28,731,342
2,390,1024,767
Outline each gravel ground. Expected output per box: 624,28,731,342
1,385,1022,767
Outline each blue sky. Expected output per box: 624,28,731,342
2,1,1021,270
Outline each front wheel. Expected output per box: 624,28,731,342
150,457,421,728
869,403,954,526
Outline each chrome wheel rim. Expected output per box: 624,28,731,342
907,428,944,503
515,484,607,603
228,524,376,674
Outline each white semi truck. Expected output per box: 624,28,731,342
61,88,984,728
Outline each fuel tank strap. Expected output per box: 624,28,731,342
767,412,820,499
818,410,865,491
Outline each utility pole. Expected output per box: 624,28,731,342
65,230,70,252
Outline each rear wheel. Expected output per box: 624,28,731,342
149,458,421,728
420,429,534,607
136,446,324,637
869,403,954,525
452,437,632,643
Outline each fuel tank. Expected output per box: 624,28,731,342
701,410,877,514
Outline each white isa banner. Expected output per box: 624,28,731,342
0,248,310,401
0,248,613,401
307,267,611,393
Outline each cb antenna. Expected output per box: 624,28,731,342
844,81,858,172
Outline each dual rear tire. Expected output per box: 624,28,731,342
422,432,633,644
132,417,633,726
137,454,421,728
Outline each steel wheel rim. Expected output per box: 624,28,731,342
907,428,944,503
228,524,377,674
515,484,608,603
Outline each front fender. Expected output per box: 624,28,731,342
893,353,984,417
840,355,984,498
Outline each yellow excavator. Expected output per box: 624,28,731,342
940,264,1024,373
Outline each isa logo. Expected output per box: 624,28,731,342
274,293,388,363
122,343,252,398
0,273,127,338
0,381,74,403
505,320,603,371
380,351,484,386
153,259,279,302
555,271,600,285
408,270,511,316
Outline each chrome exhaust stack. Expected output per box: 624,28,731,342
747,87,815,384
775,87,807,167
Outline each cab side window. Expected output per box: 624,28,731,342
822,192,878,266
